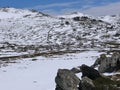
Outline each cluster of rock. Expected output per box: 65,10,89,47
55,52,120,90
55,64,120,90
92,52,120,73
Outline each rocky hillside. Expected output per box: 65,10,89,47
0,7,120,54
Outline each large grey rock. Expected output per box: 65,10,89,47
92,52,120,73
55,69,80,90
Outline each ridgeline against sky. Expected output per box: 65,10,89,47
0,0,120,16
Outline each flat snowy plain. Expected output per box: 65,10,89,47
0,51,103,90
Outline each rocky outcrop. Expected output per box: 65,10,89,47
55,69,80,90
92,52,120,73
81,76,120,90
79,64,101,80
55,64,120,90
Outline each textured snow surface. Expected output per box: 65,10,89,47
0,51,102,90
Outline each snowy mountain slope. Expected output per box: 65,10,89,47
100,15,120,24
100,15,120,35
0,7,120,55
0,8,60,45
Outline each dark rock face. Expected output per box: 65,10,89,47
55,69,80,90
92,52,120,73
116,59,120,71
79,64,101,80
93,76,120,90
81,77,95,90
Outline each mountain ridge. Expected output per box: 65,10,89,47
0,7,120,54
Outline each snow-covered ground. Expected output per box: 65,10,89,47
0,51,103,90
